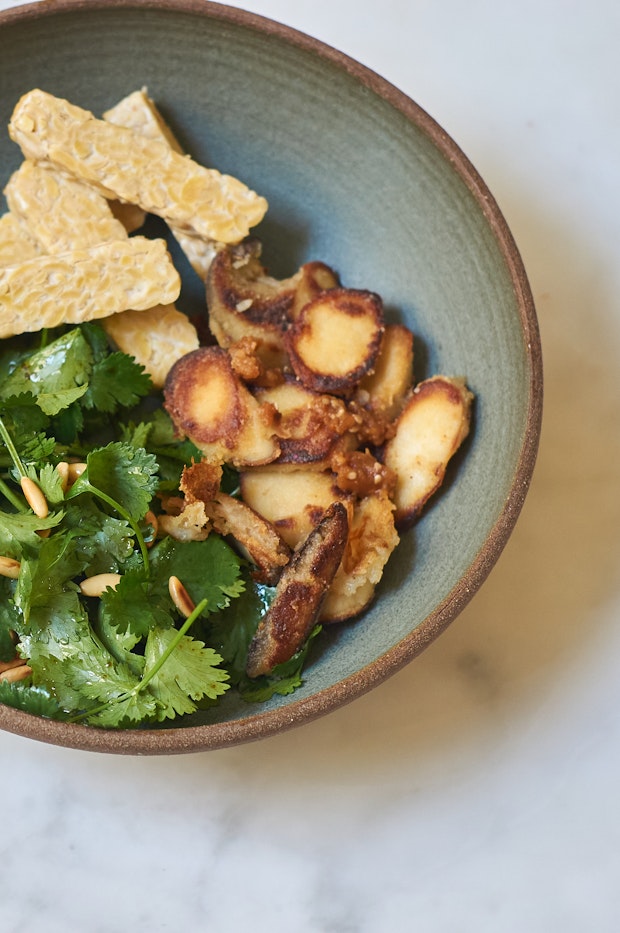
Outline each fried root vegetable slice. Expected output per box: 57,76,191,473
0,236,180,339
354,323,414,420
256,377,354,465
246,501,349,677
164,346,280,467
206,240,340,369
9,89,267,244
206,493,292,585
382,376,473,529
240,465,351,550
320,490,400,623
285,288,384,395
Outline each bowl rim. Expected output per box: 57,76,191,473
0,0,543,755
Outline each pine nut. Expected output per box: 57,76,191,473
68,462,87,482
0,657,26,674
20,476,49,518
168,575,196,618
56,461,70,492
0,664,32,684
0,556,21,579
79,572,122,597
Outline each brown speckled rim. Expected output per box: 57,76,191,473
0,0,543,754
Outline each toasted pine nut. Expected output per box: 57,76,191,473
56,461,70,492
0,556,21,579
0,656,26,674
79,572,122,597
0,664,32,684
68,462,87,482
144,510,158,547
168,575,196,618
20,476,49,519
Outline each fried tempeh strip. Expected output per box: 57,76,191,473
0,236,180,338
104,88,220,279
0,212,41,267
3,160,197,384
382,375,473,528
246,501,349,677
4,160,127,253
9,89,268,244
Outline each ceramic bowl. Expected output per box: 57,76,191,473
0,0,542,754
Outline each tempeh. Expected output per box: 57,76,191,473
10,89,268,244
104,89,221,279
0,212,41,268
0,236,180,338
5,160,127,253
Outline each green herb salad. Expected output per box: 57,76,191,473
0,323,314,728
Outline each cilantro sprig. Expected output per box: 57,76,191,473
0,323,315,728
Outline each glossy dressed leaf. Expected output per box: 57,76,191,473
68,442,159,521
144,626,229,721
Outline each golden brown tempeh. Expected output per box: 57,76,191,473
0,236,180,338
4,160,128,254
10,89,268,244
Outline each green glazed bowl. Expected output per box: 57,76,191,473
0,0,542,754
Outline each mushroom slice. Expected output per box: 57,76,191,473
320,490,400,623
239,465,351,550
246,501,349,678
206,492,292,585
206,240,339,369
164,346,280,468
382,376,473,529
285,288,384,396
256,377,354,465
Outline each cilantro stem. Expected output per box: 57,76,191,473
68,597,209,725
0,414,27,478
0,476,27,512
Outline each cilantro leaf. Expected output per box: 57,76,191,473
0,507,64,559
68,442,159,521
142,626,229,721
0,578,20,660
0,680,68,720
0,328,92,416
82,352,152,413
62,499,136,576
99,567,173,640
149,535,245,614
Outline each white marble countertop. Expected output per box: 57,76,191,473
1,1,619,930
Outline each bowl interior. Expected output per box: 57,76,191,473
0,0,541,752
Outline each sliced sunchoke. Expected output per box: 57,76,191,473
206,240,339,369
256,377,353,465
382,376,473,528
239,465,351,549
205,492,292,585
163,346,280,467
285,288,384,395
320,490,400,623
246,501,349,677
